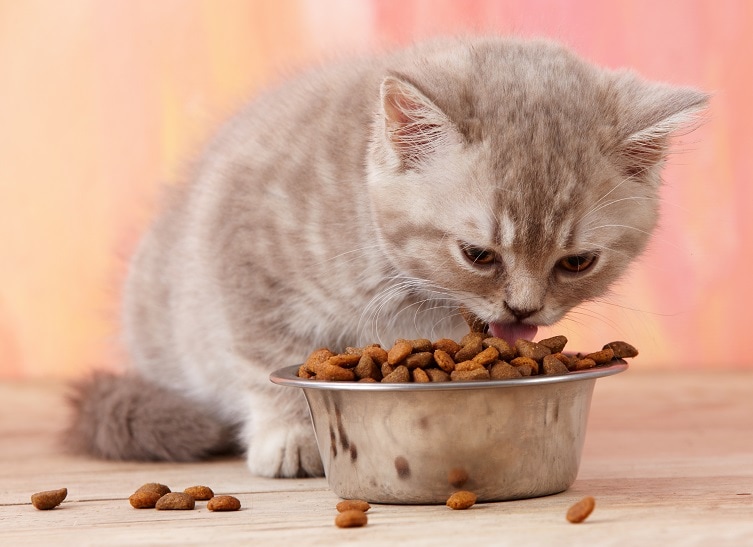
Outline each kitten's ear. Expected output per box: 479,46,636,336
380,76,461,169
614,76,709,180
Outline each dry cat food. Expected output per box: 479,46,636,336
336,499,371,513
207,495,242,511
128,482,240,512
129,489,164,509
31,487,67,510
184,485,214,501
446,490,477,510
297,332,637,383
129,482,172,508
335,509,369,528
155,492,196,510
566,495,596,523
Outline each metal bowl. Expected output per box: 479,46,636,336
270,362,627,504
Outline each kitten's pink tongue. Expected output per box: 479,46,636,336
489,322,538,346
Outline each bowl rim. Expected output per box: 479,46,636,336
269,361,628,391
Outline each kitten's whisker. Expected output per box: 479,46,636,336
313,244,384,266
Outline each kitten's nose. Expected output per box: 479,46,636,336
505,303,540,321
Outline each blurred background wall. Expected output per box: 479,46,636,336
1,0,750,379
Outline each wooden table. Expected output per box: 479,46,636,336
1,370,752,545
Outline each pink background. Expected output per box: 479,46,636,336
1,0,750,378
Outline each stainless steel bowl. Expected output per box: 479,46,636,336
270,362,627,504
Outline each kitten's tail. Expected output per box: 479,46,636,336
64,371,240,461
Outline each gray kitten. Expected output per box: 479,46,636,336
66,37,707,477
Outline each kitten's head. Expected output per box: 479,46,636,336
366,38,707,344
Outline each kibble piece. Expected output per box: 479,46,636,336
155,492,195,510
515,339,551,361
336,499,371,513
129,490,162,509
482,337,516,360
354,354,381,381
363,345,389,365
511,356,539,375
538,335,568,354
388,340,413,365
303,348,334,374
382,365,410,383
425,368,451,382
410,338,434,352
381,362,395,377
542,354,570,376
327,353,362,368
455,360,485,372
136,482,171,497
405,351,433,369
472,346,499,366
433,349,456,373
603,341,638,359
566,495,596,523
446,490,477,510
297,365,314,379
451,368,490,381
454,339,484,362
489,361,522,380
184,485,214,501
412,367,431,383
335,509,368,528
459,331,487,347
585,348,615,365
571,357,597,371
31,488,67,510
207,495,241,512
316,362,355,381
551,352,575,370
447,468,469,488
433,338,461,358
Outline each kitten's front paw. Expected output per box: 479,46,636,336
246,421,324,478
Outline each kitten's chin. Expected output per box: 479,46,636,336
488,322,538,346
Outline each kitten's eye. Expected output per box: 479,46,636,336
557,253,598,273
461,244,496,266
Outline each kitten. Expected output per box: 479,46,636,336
66,36,707,478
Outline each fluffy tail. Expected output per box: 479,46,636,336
64,371,240,461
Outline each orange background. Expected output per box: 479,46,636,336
1,0,751,379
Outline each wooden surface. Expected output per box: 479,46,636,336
1,370,752,546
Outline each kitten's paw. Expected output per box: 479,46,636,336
246,421,324,478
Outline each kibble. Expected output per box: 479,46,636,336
207,495,241,511
336,499,371,513
446,490,477,510
31,488,67,510
296,314,637,384
155,492,195,510
136,482,171,497
566,495,596,523
184,485,214,501
335,509,368,528
129,490,163,509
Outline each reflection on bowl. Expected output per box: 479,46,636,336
270,362,627,504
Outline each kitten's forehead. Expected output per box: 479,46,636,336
497,201,575,253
